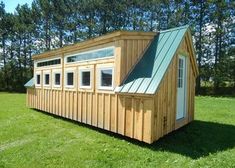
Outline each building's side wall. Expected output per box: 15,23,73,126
27,89,154,143
152,35,196,142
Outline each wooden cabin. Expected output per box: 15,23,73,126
25,25,198,144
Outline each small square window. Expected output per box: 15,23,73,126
67,72,74,86
45,74,50,85
99,68,113,90
80,70,91,88
55,73,61,86
36,74,40,85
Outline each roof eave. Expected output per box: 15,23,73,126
186,29,199,76
32,31,156,60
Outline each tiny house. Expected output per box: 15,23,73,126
25,25,198,144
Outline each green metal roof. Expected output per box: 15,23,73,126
24,78,35,88
115,25,189,94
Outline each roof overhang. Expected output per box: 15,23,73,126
24,78,35,88
185,30,199,76
32,31,157,60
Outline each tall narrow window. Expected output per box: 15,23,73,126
55,73,61,86
44,74,50,85
99,67,113,90
36,74,40,85
80,70,91,88
67,72,74,86
178,58,183,88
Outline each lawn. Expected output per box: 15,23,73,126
0,93,235,168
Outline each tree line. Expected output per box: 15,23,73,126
0,0,234,94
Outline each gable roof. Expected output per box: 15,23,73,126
115,25,192,95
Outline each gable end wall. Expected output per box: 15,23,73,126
152,35,196,142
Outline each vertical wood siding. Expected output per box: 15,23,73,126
153,55,178,141
27,33,196,144
152,36,196,142
27,89,154,143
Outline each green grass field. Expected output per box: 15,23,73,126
0,93,235,168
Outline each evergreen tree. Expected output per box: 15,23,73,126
0,0,234,94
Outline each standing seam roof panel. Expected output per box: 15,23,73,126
24,78,35,88
146,28,187,94
136,30,179,94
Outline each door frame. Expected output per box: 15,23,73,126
175,54,188,128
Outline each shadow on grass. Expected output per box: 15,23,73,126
35,109,235,159
149,120,235,159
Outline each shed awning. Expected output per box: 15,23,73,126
24,78,35,88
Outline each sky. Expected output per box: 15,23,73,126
2,0,33,13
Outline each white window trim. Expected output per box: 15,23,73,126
43,73,50,87
65,70,75,89
53,72,61,87
35,72,41,87
64,46,115,64
53,71,62,88
98,67,114,90
79,68,92,89
34,56,62,69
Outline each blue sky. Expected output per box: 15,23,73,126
2,0,33,13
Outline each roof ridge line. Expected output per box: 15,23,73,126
159,25,189,33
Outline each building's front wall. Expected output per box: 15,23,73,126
28,33,156,143
152,34,196,142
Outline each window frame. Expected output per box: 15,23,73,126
37,58,61,67
53,70,62,88
64,69,76,89
65,46,115,64
178,58,184,88
98,67,114,90
43,72,50,87
35,72,41,87
79,68,92,89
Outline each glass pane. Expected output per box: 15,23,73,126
180,68,183,78
67,73,74,86
37,75,40,84
37,59,61,67
82,71,90,86
45,74,50,85
178,58,184,88
178,68,181,78
67,48,114,63
179,59,183,68
101,69,112,87
106,48,114,56
55,73,60,85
